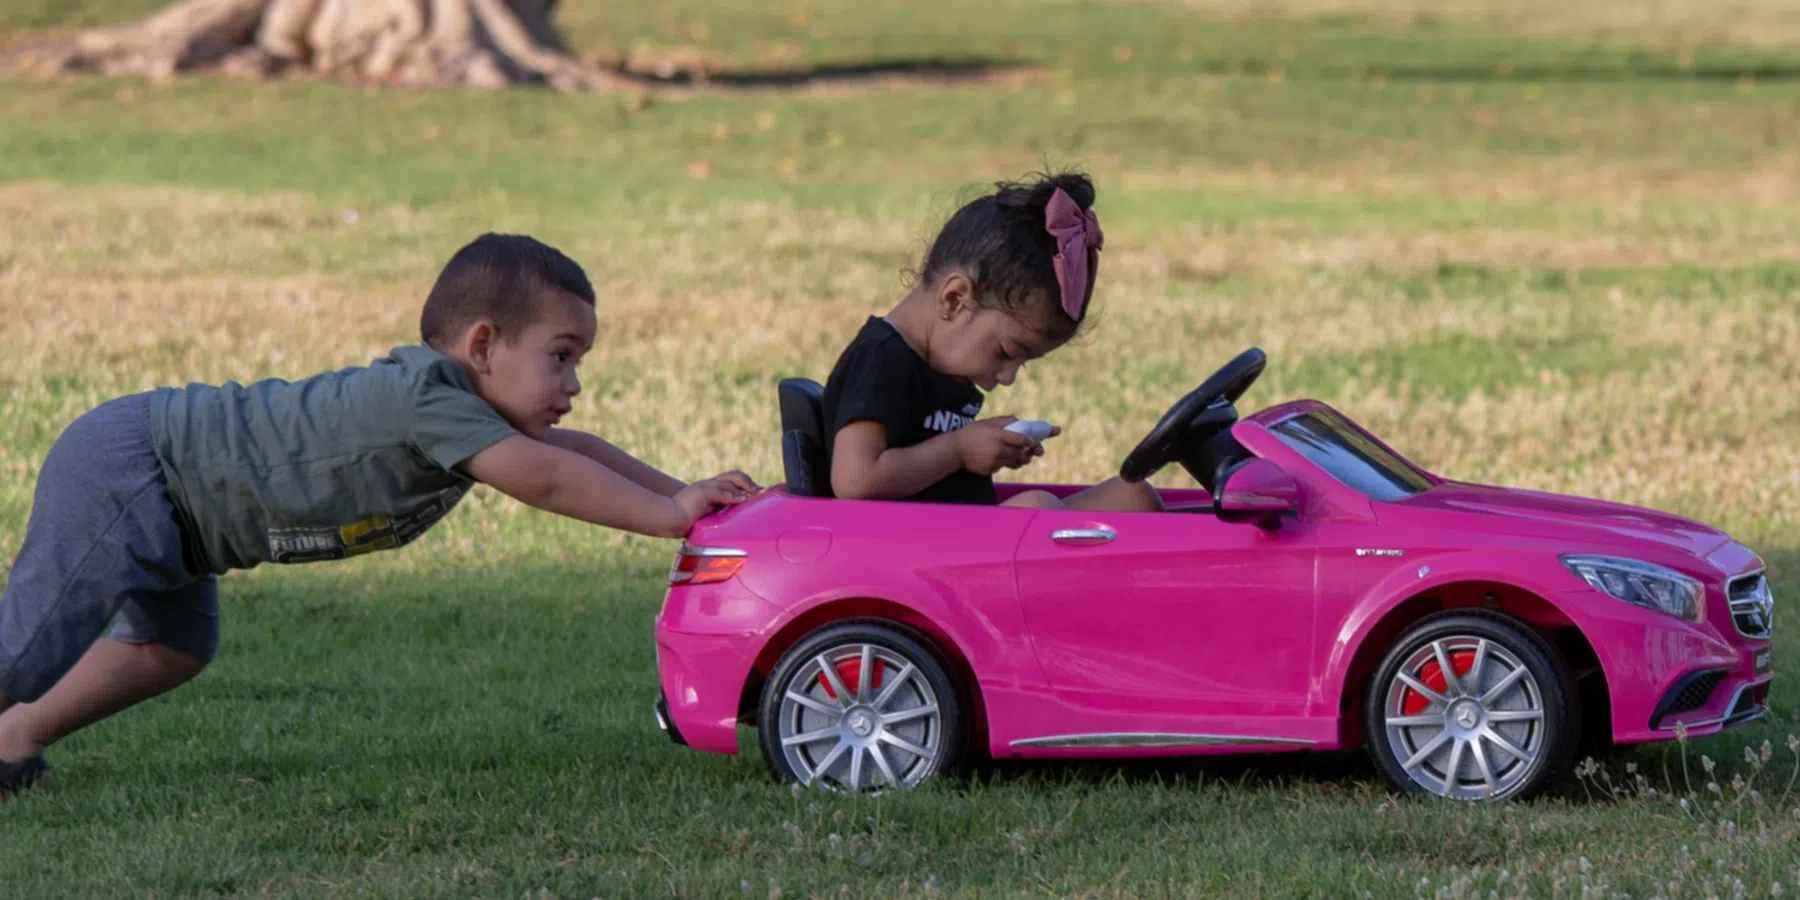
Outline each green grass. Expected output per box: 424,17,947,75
3,1,1800,897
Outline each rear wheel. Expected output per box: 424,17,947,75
757,619,965,793
1365,611,1578,802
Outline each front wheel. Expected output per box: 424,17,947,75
756,619,965,793
1365,611,1579,802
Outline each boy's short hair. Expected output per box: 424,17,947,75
419,233,596,349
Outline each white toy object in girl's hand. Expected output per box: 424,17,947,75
1004,420,1057,442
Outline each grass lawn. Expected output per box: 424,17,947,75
2,0,1798,896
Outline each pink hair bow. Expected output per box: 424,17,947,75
1045,187,1103,322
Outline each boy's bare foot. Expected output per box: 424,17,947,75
0,716,45,764
0,754,50,799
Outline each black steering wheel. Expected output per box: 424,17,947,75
1119,348,1267,485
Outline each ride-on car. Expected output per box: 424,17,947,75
652,349,1774,801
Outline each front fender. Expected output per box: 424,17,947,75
1318,550,1593,708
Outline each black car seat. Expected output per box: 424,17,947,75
777,378,832,497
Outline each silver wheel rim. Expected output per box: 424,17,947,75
777,641,943,792
1382,635,1547,800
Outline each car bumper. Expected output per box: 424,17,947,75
1569,589,1773,744
1639,646,1773,737
653,690,686,746
653,580,785,756
654,627,759,755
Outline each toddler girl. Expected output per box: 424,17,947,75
820,170,1162,512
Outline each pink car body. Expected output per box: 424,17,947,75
653,395,1774,800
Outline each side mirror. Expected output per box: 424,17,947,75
1216,458,1297,530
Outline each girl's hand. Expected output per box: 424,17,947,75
1007,424,1058,467
953,417,1038,476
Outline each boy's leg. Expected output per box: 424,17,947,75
0,392,209,770
0,577,217,762
0,641,207,763
1063,477,1165,513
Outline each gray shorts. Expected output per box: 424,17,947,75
0,392,218,703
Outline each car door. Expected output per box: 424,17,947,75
1012,506,1319,719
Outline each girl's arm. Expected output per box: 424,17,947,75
830,418,1031,499
830,421,962,500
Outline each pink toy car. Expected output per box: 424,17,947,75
652,349,1774,801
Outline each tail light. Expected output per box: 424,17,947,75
668,543,747,585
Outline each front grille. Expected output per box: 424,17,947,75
1667,671,1723,716
1728,571,1773,640
1650,668,1728,729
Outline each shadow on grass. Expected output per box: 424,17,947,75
1193,58,1800,83
965,746,1387,795
618,56,1038,91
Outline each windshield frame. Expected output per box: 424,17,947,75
1264,407,1437,501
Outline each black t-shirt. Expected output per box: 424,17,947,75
821,317,997,505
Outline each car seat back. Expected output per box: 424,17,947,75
778,378,832,497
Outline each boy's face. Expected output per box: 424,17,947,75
460,289,598,440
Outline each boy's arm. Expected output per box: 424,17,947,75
461,435,736,538
544,427,686,497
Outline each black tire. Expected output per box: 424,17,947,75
757,618,966,793
1364,610,1579,802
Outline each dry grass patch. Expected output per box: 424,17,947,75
1127,154,1800,208
4,180,1796,560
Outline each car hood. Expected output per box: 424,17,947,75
1393,481,1733,560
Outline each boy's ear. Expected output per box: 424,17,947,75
460,319,500,374
935,271,976,321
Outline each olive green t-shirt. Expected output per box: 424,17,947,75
149,344,520,575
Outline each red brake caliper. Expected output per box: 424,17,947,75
819,655,884,699
1402,649,1475,715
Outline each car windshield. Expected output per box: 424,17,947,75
1268,408,1435,501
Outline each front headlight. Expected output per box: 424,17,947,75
1561,554,1704,622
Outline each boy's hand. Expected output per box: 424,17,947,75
953,417,1040,476
670,472,758,531
707,469,761,495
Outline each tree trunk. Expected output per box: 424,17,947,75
42,0,635,92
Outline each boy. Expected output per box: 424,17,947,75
0,233,757,797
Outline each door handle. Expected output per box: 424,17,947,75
1051,527,1116,546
